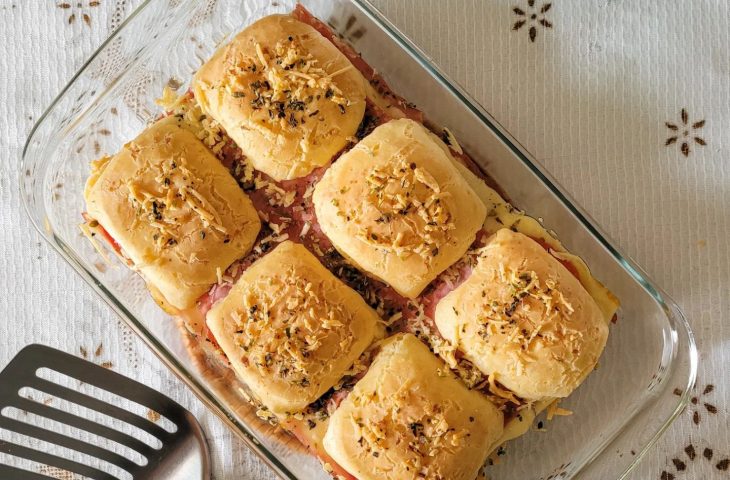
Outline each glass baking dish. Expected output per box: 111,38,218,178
20,0,697,478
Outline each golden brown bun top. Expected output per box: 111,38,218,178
84,116,261,310
193,14,366,181
452,160,620,324
313,118,487,298
435,229,609,400
206,241,379,415
323,333,503,480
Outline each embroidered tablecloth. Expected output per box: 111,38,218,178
0,1,728,479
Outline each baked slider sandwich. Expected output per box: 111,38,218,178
193,14,366,181
323,333,503,480
84,116,261,312
205,241,379,415
435,228,609,401
313,118,487,298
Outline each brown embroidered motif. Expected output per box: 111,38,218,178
78,342,114,369
187,0,219,28
72,119,111,155
57,1,101,26
23,392,55,410
146,409,161,423
328,13,367,41
685,445,697,461
512,0,552,42
660,440,730,479
37,466,80,480
665,108,707,157
673,384,718,425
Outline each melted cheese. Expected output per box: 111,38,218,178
453,161,619,323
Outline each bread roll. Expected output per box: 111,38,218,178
193,14,366,181
84,116,261,310
323,333,503,480
313,118,486,298
206,241,379,415
435,228,609,400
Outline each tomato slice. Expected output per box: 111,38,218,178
203,324,221,350
82,212,122,254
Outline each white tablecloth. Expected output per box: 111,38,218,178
1,1,728,479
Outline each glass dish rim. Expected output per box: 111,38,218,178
19,0,698,478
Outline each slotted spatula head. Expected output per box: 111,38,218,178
0,344,211,480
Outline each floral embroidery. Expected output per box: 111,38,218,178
57,1,101,26
673,384,718,425
79,342,114,369
89,0,132,83
329,14,366,41
37,466,79,480
665,108,707,157
660,441,730,479
72,119,111,156
343,14,366,41
187,0,218,28
23,392,55,409
147,409,162,422
661,385,726,477
512,0,552,42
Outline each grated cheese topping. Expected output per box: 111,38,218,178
156,88,256,192
350,393,467,475
546,399,573,420
225,38,353,130
257,174,297,207
124,154,228,250
344,158,455,262
230,269,356,389
158,89,222,154
475,262,578,356
408,299,532,410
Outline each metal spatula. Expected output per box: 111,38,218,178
0,344,211,479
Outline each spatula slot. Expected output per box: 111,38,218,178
35,368,178,434
16,387,163,451
0,427,132,480
2,406,148,467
